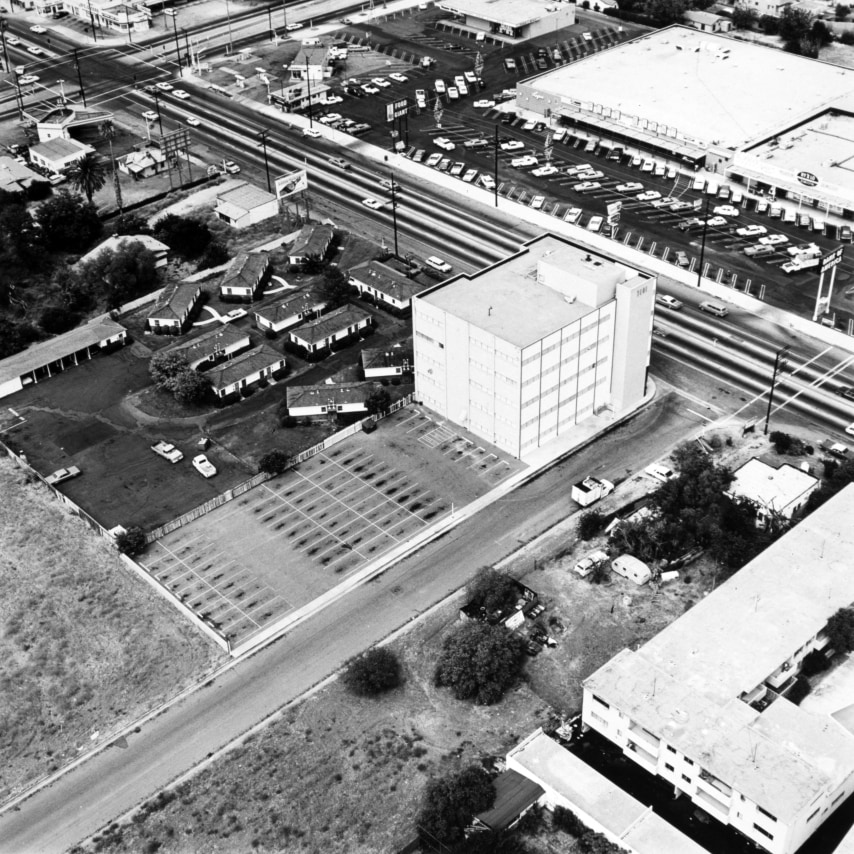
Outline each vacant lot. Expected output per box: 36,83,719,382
0,457,223,799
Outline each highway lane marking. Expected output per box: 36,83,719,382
686,408,714,422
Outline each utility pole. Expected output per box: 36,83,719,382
257,129,272,192
305,59,313,127
86,0,98,42
224,0,233,52
12,65,24,120
763,345,790,435
72,47,87,107
165,9,182,73
0,18,11,74
153,89,164,137
389,169,399,258
183,28,191,69
493,124,499,208
282,0,288,28
695,191,712,289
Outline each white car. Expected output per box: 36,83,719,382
388,72,408,83
759,233,789,246
511,155,538,168
566,163,593,176
30,24,47,33
193,454,217,478
328,157,350,170
641,160,654,172
462,169,478,183
706,216,728,227
714,205,740,217
362,197,386,210
362,84,380,94
532,165,558,177
322,95,343,105
645,463,676,483
573,181,601,192
186,116,200,126
371,77,391,88
576,170,604,180
155,81,174,91
500,139,524,151
19,74,39,85
847,423,854,437
302,127,322,138
223,160,241,174
6,36,20,46
151,441,183,463
530,195,546,210
479,174,495,190
426,256,452,273
636,191,661,202
574,550,609,578
587,215,603,232
224,309,247,322
736,224,767,238
142,110,158,122
425,153,443,167
286,21,304,30
173,89,190,100
434,137,455,151
564,207,583,224
655,294,683,311
27,46,44,55
616,182,643,193
473,99,495,109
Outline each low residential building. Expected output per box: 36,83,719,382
165,325,251,370
289,45,332,83
349,261,429,311
0,156,45,193
28,137,94,173
737,0,791,15
119,148,167,179
220,253,271,302
288,304,372,354
146,280,203,334
726,457,819,524
207,344,286,399
473,770,544,833
683,9,733,30
78,234,169,269
288,223,334,266
254,290,326,334
0,315,127,399
361,342,413,378
285,381,378,416
582,485,854,854
214,182,279,229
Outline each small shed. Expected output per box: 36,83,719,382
473,769,544,832
611,554,651,586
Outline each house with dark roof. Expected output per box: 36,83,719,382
349,261,429,311
119,148,167,179
288,223,334,266
207,344,287,399
146,279,203,334
0,315,127,399
288,304,372,353
166,325,251,370
473,770,544,833
286,381,380,417
214,182,279,229
79,234,170,269
361,341,413,378
254,289,327,334
220,253,271,302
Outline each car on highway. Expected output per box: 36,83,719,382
473,99,495,109
464,137,488,149
142,110,158,122
698,300,729,317
743,244,776,257
426,256,452,273
532,165,558,177
564,207,583,224
637,190,661,202
836,386,854,400
361,197,386,210
388,72,408,83
759,233,788,246
736,224,767,238
616,182,643,193
328,157,350,170
173,89,190,99
500,139,524,151
30,24,47,33
653,324,668,338
286,21,304,30
714,205,740,217
645,463,676,482
185,116,200,126
434,137,455,150
706,216,728,227
530,195,546,210
223,160,241,174
19,74,39,85
151,441,183,463
155,81,174,91
192,454,217,478
573,181,601,192
6,35,20,45
302,127,321,137
462,168,478,182
425,153,443,167
847,423,854,437
656,294,683,310
27,46,44,55
511,155,538,167
674,251,690,267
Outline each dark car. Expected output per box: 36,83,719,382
836,386,854,401
536,58,548,69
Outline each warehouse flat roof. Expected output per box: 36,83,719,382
527,26,854,150
439,0,562,26
585,485,854,821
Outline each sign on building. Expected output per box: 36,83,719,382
797,170,819,188
274,169,308,199
386,98,409,122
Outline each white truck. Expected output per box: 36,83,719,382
151,441,184,463
782,242,821,274
571,476,615,507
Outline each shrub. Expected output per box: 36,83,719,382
116,526,147,556
40,305,81,335
342,647,402,696
553,806,584,836
827,607,854,652
769,431,793,454
258,449,290,475
417,766,495,845
801,649,830,676
577,510,603,541
467,567,519,615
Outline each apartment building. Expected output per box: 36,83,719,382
412,234,655,459
582,484,854,854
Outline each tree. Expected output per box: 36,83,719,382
365,388,391,416
836,3,850,19
779,5,814,41
113,212,151,236
318,266,353,308
732,5,758,28
149,350,191,392
642,0,688,25
67,152,108,205
434,622,526,705
173,369,210,405
116,526,147,556
40,304,81,335
196,242,230,271
578,509,603,541
82,241,158,309
342,647,402,696
99,120,122,213
0,318,41,359
152,214,211,259
417,766,495,845
826,607,854,653
0,202,43,267
759,13,780,33
455,829,533,853
466,567,520,615
35,190,102,252
258,449,290,475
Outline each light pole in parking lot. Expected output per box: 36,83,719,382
695,192,712,289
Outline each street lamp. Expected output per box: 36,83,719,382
695,191,712,289
165,9,182,73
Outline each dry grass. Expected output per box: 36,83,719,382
0,458,224,799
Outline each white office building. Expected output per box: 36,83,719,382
412,234,655,460
582,485,854,854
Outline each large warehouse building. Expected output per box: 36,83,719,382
412,234,655,459
582,484,854,854
517,25,854,216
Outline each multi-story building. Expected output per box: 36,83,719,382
582,484,854,854
412,233,655,459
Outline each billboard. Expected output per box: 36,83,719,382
274,169,308,199
386,98,409,122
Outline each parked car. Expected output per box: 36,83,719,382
464,137,489,149
573,181,601,192
674,251,690,268
645,463,676,482
434,137,455,150
705,216,728,227
462,168,478,182
530,195,545,210
759,233,789,246
473,99,495,109
736,224,767,238
155,81,174,91
192,454,217,478
499,139,524,151
504,57,516,71
45,466,81,486
151,441,183,463
478,174,495,190
564,207,582,225
425,153,443,167
388,72,408,83
586,215,603,232
669,201,694,212
223,160,240,174
574,550,609,578
714,205,740,217
531,165,558,177
511,155,538,168
636,190,661,202
616,182,643,193
677,218,705,231
743,244,776,258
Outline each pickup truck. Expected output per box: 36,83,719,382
781,256,819,274
571,476,615,507
151,441,184,463
819,439,849,458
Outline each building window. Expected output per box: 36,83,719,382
753,824,773,841
664,763,674,772
591,695,609,710
666,745,676,754
756,806,777,823
808,808,820,823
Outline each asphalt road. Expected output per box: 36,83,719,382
0,390,699,854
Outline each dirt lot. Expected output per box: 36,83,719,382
0,457,223,799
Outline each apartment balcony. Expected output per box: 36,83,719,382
628,721,661,752
625,739,658,773
695,786,730,819
697,773,732,804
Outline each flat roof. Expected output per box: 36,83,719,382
439,0,562,27
509,731,709,853
419,234,640,349
527,26,854,151
30,137,92,160
585,484,854,820
216,181,276,212
475,770,543,831
728,457,818,513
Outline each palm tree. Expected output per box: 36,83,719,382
99,120,122,213
67,152,107,205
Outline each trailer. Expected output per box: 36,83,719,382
571,477,615,507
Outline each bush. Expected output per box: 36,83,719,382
116,526,147,556
827,607,854,652
578,510,603,541
417,766,495,845
27,180,52,201
152,214,211,259
801,649,830,676
342,647,402,696
40,305,81,335
467,567,519,615
196,242,230,272
553,806,584,836
258,449,290,475
769,431,793,454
